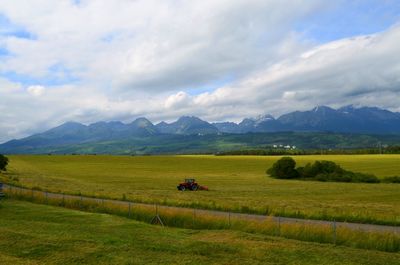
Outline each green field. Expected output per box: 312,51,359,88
2,155,400,224
0,200,398,265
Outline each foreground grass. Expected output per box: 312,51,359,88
3,155,400,224
0,200,399,265
7,187,400,252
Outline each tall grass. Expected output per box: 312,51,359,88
3,178,398,226
4,186,399,253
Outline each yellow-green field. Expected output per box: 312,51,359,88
1,200,399,265
3,155,400,224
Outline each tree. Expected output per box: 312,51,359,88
266,157,298,179
0,154,9,171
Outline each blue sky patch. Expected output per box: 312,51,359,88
0,14,36,40
297,0,400,43
186,74,236,96
1,68,80,87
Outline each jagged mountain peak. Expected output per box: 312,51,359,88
176,116,204,123
311,105,335,113
56,121,85,128
156,116,218,135
1,105,400,154
130,117,154,128
252,114,275,125
338,104,356,111
46,121,86,134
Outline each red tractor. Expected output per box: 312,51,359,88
177,179,208,191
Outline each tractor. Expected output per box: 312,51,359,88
177,179,208,191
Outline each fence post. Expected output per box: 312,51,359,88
128,202,131,218
332,220,337,245
80,195,83,209
45,192,48,204
193,209,196,228
278,216,281,236
150,204,164,227
228,212,231,228
62,193,65,206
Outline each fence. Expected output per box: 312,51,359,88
2,184,400,252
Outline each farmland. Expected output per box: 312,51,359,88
2,154,400,225
0,200,399,265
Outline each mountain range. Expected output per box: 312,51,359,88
213,105,400,134
1,105,400,154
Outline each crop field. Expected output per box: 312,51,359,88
0,200,399,265
2,155,400,224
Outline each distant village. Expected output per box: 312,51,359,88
272,144,297,150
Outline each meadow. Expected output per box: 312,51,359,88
6,187,400,252
3,154,400,225
0,200,399,265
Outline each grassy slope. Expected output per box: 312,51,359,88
4,155,400,223
0,200,398,265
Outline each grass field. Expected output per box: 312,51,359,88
2,155,400,224
0,200,399,265
7,187,400,252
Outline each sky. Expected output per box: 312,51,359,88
1,0,400,142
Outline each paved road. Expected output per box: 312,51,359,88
3,184,399,234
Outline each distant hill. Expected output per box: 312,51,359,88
1,105,400,154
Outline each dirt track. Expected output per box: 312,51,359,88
3,184,399,234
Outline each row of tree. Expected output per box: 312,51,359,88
216,145,400,156
267,157,399,183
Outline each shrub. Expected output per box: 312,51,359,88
382,176,400,183
267,158,380,183
349,172,380,183
298,160,345,180
0,154,8,171
266,157,299,179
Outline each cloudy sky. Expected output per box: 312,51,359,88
1,0,400,142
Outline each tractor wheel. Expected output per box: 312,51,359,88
191,185,198,191
179,185,186,191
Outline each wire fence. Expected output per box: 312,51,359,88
1,183,399,252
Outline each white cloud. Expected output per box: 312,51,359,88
183,25,400,118
0,0,321,91
27,85,45,96
0,1,400,142
165,91,191,109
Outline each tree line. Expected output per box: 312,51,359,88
216,145,400,156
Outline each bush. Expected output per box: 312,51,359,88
349,172,380,183
314,172,352,182
267,158,380,183
297,160,345,180
0,154,8,171
266,157,299,179
382,176,400,183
